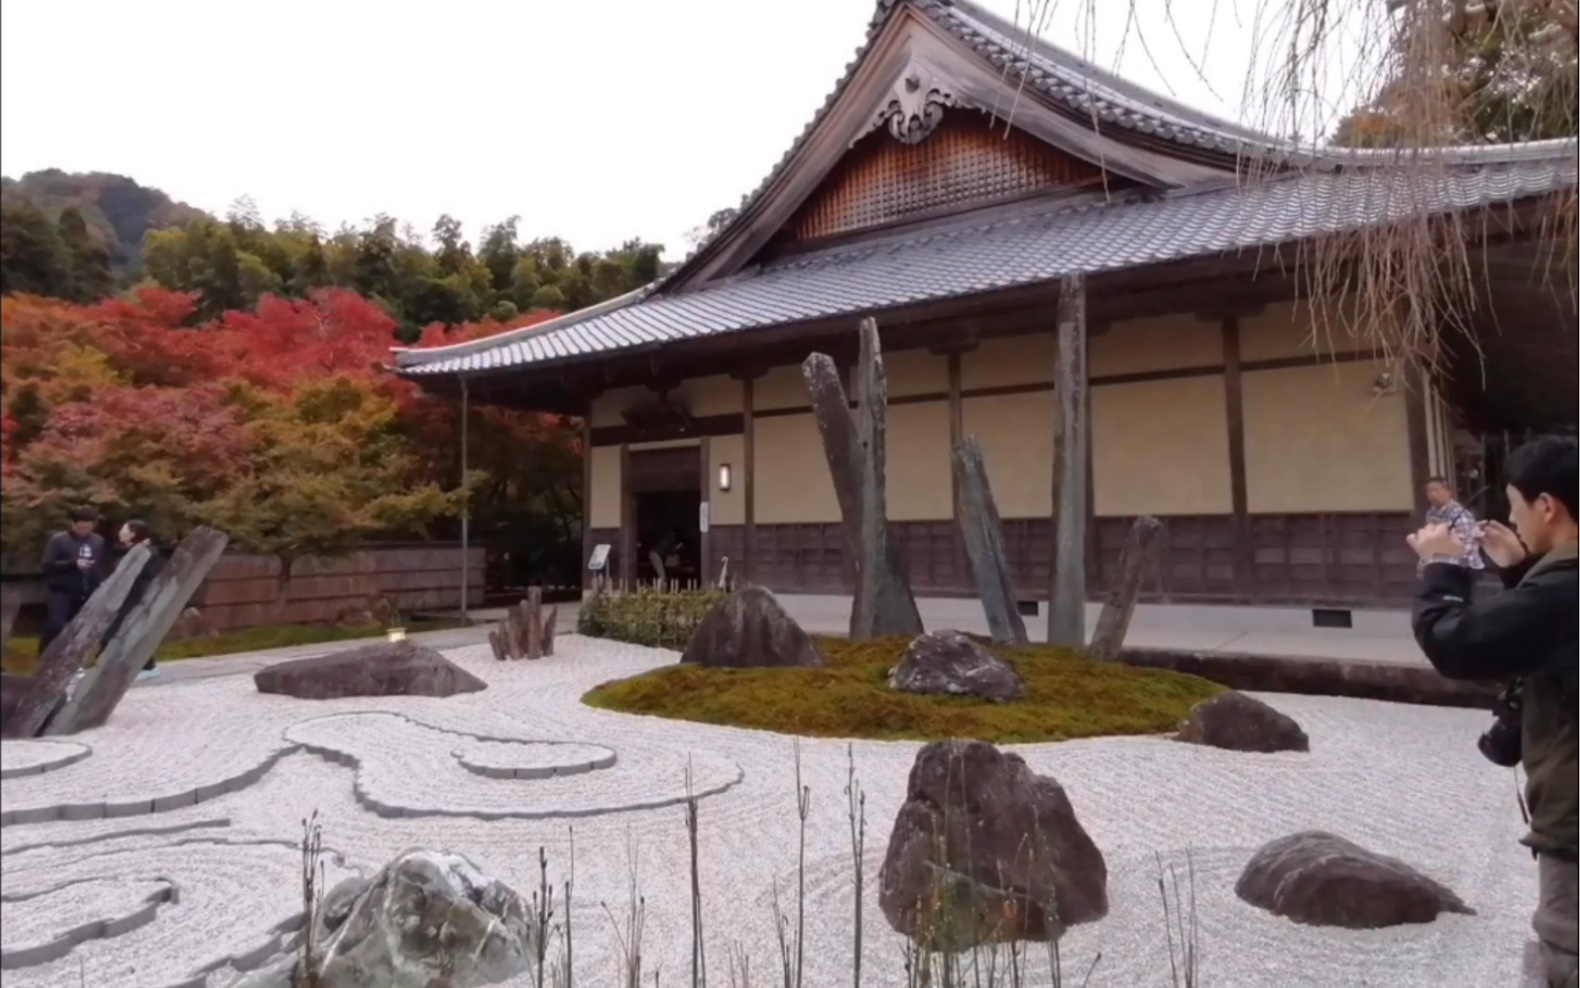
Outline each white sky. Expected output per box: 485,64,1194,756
0,0,1369,262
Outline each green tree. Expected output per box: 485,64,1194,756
0,199,71,297
56,207,114,302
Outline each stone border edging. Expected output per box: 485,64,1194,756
288,710,744,820
0,739,93,779
1118,648,1498,709
0,879,178,971
0,746,297,829
452,742,618,780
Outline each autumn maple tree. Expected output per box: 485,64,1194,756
0,287,579,586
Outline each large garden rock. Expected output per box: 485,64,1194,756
888,629,1024,702
1236,831,1473,929
879,739,1107,948
680,585,822,668
253,640,486,700
1176,691,1309,753
233,851,533,988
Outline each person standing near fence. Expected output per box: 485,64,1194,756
39,507,107,653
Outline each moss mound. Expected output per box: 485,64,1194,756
582,635,1226,744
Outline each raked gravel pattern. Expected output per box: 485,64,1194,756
0,634,1542,988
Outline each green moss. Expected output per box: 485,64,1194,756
582,635,1225,744
1,619,467,676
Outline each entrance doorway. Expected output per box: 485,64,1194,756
625,446,702,587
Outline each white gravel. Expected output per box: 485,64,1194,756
0,634,1541,988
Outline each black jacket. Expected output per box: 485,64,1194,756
41,531,107,597
1413,546,1579,853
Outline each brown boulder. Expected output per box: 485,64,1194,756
679,586,822,668
879,740,1107,949
253,640,486,700
889,630,1024,702
1176,691,1309,753
1236,831,1473,929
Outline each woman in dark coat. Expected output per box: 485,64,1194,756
102,520,166,680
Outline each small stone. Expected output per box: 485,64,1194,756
253,641,486,700
888,630,1025,702
879,740,1107,949
680,586,823,668
1176,691,1309,753
1236,831,1474,929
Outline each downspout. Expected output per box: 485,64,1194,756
460,374,471,623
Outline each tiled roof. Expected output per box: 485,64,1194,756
652,0,1575,294
395,152,1577,377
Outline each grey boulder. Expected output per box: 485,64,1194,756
879,739,1107,949
1236,831,1473,929
1176,691,1310,753
889,629,1025,702
232,849,534,987
680,585,823,668
253,640,486,700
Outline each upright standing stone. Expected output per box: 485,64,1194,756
1087,515,1162,662
49,527,230,735
801,320,922,640
952,436,1028,646
0,590,20,654
1047,274,1089,648
2,543,151,740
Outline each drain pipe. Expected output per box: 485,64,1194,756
459,375,470,624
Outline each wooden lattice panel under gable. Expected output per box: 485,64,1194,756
783,112,1112,244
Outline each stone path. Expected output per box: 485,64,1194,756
0,634,1536,988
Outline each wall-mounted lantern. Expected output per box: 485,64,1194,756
718,463,733,492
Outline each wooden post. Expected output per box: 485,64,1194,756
3,543,152,739
48,528,229,735
698,435,713,588
743,376,757,585
1220,315,1253,598
802,322,923,640
619,443,636,586
1047,274,1090,648
953,436,1029,645
1087,516,1163,663
582,405,595,592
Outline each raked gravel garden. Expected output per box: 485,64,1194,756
0,634,1541,988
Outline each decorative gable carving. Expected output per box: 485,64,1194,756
774,112,1122,246
870,62,958,145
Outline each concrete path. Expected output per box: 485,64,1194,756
143,593,1428,687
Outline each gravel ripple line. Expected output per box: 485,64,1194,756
0,740,93,780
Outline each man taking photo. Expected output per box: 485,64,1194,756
1408,437,1578,988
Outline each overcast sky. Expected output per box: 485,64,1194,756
0,0,1367,260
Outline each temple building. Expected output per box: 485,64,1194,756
395,0,1577,619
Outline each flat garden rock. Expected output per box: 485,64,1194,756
253,641,486,700
680,585,822,668
888,629,1025,702
1176,691,1309,753
1236,831,1473,929
879,739,1107,948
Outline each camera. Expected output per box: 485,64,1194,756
1477,678,1524,768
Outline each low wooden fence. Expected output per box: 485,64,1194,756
3,544,484,634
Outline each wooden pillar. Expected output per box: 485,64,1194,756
581,407,595,591
1047,274,1089,647
619,443,635,586
1221,315,1252,599
743,375,757,585
698,435,713,587
947,351,964,590
1404,361,1433,518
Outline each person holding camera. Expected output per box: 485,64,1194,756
1408,436,1578,988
